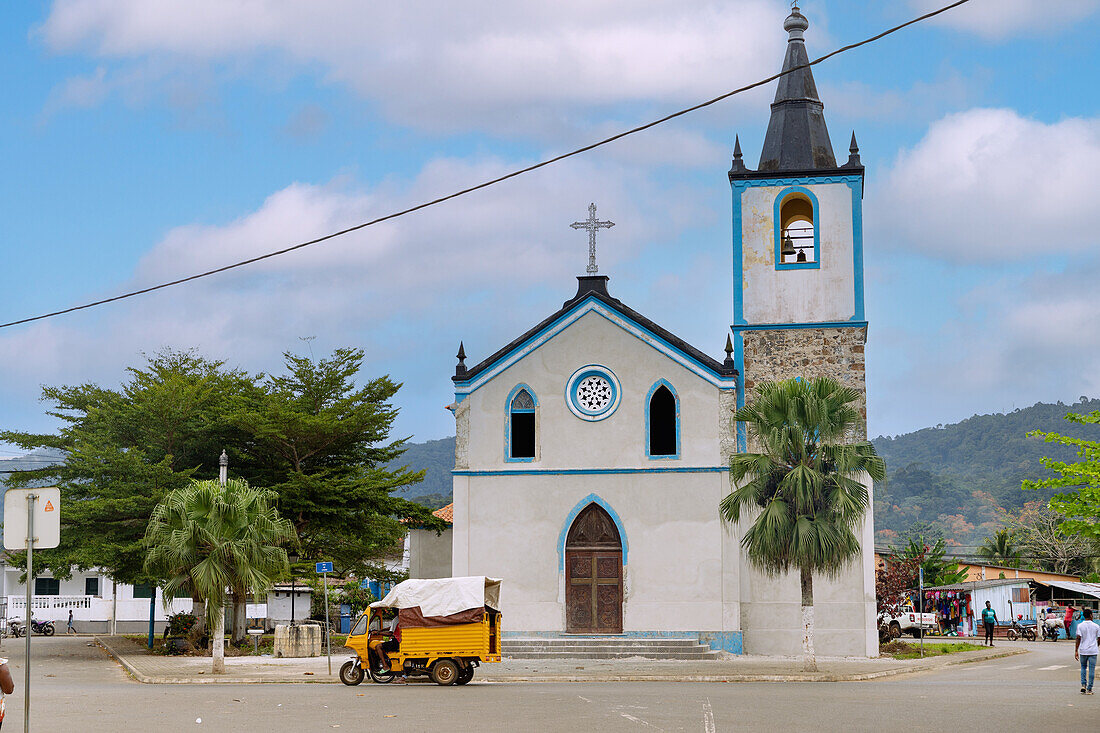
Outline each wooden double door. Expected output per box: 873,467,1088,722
565,504,623,634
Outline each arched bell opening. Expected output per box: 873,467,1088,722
779,193,816,264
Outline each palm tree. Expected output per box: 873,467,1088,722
978,528,1021,568
144,478,296,673
721,377,885,671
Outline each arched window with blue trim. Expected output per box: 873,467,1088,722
646,380,679,459
775,187,820,269
507,385,537,461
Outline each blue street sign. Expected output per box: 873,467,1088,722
315,561,333,574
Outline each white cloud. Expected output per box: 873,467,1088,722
0,152,717,440
868,259,1100,438
910,0,1100,39
38,0,795,132
872,108,1100,262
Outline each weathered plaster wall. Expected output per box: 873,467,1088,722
407,527,453,579
738,181,856,324
461,310,728,470
742,326,867,439
455,472,737,633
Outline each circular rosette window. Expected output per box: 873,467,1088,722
565,365,621,421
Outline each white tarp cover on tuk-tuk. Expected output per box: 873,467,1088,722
371,576,501,627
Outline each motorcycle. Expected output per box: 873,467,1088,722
6,620,25,638
29,618,56,636
339,646,396,686
1041,616,1062,642
1006,616,1036,642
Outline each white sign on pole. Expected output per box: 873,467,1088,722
4,487,61,550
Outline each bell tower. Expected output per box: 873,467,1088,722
729,3,868,441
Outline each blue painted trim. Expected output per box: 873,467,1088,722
773,186,821,271
644,379,681,460
847,178,866,322
565,365,621,421
452,466,729,477
453,297,738,398
502,629,744,654
731,321,868,332
729,173,864,191
732,185,746,326
504,383,538,463
733,330,746,452
558,494,628,572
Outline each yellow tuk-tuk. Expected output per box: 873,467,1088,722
341,576,502,686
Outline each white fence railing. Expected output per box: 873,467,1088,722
7,595,92,612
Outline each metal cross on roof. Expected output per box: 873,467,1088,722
570,202,615,274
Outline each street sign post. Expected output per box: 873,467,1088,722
316,561,333,674
4,486,61,733
918,567,925,659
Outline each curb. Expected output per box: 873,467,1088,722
95,636,1026,685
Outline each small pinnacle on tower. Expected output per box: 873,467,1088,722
845,131,862,168
729,135,747,173
724,334,735,368
455,341,467,377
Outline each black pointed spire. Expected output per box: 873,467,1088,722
843,131,862,168
729,135,748,174
757,4,836,172
455,342,467,378
723,334,735,369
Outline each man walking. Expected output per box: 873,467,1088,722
981,601,997,647
1074,608,1099,695
66,609,76,634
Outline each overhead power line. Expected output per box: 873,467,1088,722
0,0,973,331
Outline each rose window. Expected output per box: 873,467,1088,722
576,376,613,412
566,365,621,421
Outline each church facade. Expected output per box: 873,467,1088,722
447,5,877,657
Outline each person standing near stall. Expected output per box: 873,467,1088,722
1065,605,1076,639
981,601,997,646
1074,608,1099,694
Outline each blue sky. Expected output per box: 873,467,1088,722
2,0,1100,457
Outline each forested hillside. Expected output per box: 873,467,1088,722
871,397,1100,547
390,437,454,503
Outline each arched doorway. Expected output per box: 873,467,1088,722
565,503,623,633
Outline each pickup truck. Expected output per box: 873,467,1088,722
880,605,937,639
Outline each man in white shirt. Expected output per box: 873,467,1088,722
1074,607,1099,694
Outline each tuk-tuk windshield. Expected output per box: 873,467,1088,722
349,614,368,637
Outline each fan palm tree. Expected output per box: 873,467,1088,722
144,478,296,673
978,528,1021,568
721,377,885,671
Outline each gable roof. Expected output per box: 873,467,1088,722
453,276,738,396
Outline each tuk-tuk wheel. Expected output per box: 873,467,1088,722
430,659,460,686
339,660,365,686
456,666,474,685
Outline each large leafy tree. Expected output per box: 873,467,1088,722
0,350,252,585
1024,410,1100,554
145,478,295,673
229,347,442,574
721,377,885,671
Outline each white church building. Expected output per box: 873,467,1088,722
446,5,876,657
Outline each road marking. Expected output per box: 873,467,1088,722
703,698,716,733
1002,664,1030,670
1039,665,1067,671
620,713,660,729
578,696,591,703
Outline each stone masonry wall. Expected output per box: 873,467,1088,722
741,326,867,440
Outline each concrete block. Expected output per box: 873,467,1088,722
273,623,321,658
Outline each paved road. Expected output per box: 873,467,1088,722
0,637,1094,731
